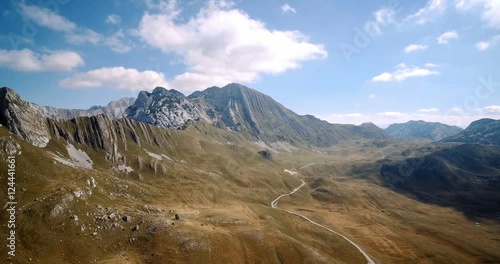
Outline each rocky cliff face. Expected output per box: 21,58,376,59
0,87,51,147
189,83,389,147
46,114,159,164
126,87,205,130
385,120,463,141
441,118,500,146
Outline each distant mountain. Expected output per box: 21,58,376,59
0,86,135,121
385,120,462,141
380,143,500,218
37,97,135,120
441,118,500,146
128,83,389,147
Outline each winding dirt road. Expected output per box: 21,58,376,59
271,178,376,264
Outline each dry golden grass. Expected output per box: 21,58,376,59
0,126,499,263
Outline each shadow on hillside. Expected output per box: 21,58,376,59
379,144,500,221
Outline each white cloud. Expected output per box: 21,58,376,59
476,41,490,50
405,44,428,53
281,4,296,14
368,94,376,99
450,107,464,114
19,3,76,32
475,35,500,50
18,4,131,53
406,0,447,24
371,63,440,82
105,31,132,53
60,67,168,90
363,8,397,37
455,0,500,28
106,14,121,25
418,108,439,113
136,1,326,92
377,111,408,117
437,30,459,44
0,49,84,72
482,105,500,113
425,63,439,67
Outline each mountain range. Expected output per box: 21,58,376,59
385,120,463,141
441,118,500,146
0,84,390,149
1,83,500,263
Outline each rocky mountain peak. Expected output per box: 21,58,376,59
126,87,202,130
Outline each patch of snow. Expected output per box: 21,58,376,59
284,169,298,176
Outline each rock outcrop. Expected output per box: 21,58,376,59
126,87,204,130
0,87,51,147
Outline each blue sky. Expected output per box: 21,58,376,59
0,0,499,127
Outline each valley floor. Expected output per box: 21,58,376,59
1,127,499,264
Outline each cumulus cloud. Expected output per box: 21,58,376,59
281,4,296,14
60,67,168,90
0,49,84,72
404,44,428,53
105,14,121,25
135,1,326,92
418,108,439,113
368,94,376,99
482,105,500,113
475,35,500,50
437,30,459,44
18,4,131,53
425,63,439,67
377,111,408,117
455,0,500,28
406,0,447,24
371,63,439,82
